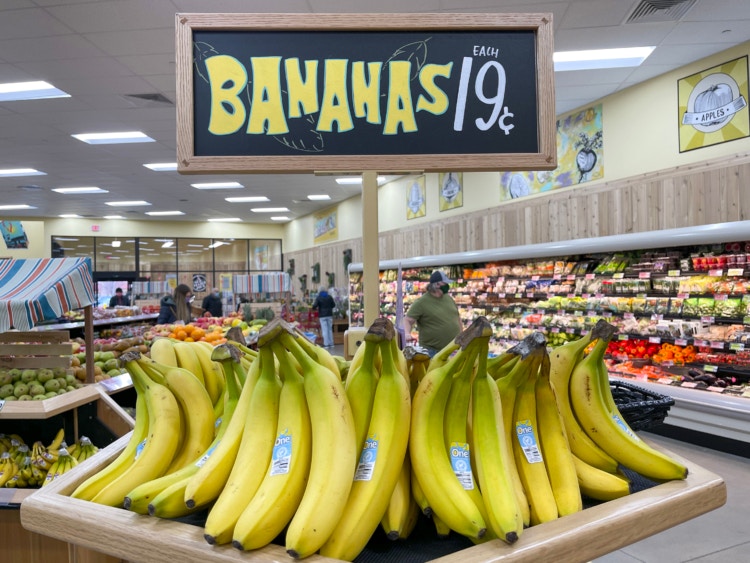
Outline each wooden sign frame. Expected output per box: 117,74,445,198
175,12,556,174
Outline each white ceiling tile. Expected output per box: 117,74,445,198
557,0,633,29
555,22,674,51
0,63,39,82
309,0,436,12
16,57,135,82
173,0,310,13
662,19,750,45
0,34,107,62
685,0,750,22
84,29,175,57
0,7,74,39
45,0,179,33
116,53,174,76
554,67,635,86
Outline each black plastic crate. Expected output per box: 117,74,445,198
610,379,675,431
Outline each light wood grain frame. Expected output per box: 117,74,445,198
175,12,556,174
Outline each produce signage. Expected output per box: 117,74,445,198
175,13,556,173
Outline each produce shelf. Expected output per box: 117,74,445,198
0,385,102,419
20,438,725,563
32,313,159,332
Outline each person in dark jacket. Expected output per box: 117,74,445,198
201,287,223,318
312,287,336,347
157,284,193,325
108,287,130,307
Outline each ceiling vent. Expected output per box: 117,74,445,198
122,93,173,107
17,184,44,191
626,0,697,23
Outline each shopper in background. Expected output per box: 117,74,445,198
201,287,223,318
312,286,336,347
236,294,251,312
403,270,461,357
157,284,193,324
108,287,130,307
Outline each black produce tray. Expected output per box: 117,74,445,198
610,379,675,431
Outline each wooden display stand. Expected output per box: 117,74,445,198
19,437,725,563
332,319,348,345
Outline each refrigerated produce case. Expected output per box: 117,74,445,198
349,220,750,448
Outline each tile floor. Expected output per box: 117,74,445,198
331,343,749,563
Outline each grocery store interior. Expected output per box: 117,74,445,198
2,0,750,562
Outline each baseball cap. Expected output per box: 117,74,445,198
429,270,452,284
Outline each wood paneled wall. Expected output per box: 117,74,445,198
285,152,750,296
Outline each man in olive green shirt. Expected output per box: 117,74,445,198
403,270,462,356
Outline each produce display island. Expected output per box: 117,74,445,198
19,437,725,563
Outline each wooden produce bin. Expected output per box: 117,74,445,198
20,438,726,563
332,319,348,345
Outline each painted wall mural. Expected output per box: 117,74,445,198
499,104,603,201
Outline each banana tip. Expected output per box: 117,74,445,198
287,549,301,559
147,504,155,516
386,531,400,541
232,540,244,551
204,534,216,545
477,528,487,539
122,497,131,510
505,531,519,544
185,499,195,509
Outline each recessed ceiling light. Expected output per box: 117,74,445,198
103,215,124,219
335,176,387,185
53,186,109,194
105,200,151,207
191,182,244,190
0,204,36,210
111,240,121,248
143,162,178,171
161,241,174,248
208,217,242,222
145,210,185,216
553,46,655,72
59,214,81,218
72,131,155,144
271,216,291,221
225,196,270,203
251,207,289,213
0,168,46,177
0,81,70,102
308,194,331,201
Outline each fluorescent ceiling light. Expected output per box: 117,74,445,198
191,182,244,190
225,196,269,203
145,210,185,216
106,256,120,260
53,186,109,194
335,176,386,185
0,204,36,210
103,215,124,219
208,241,228,248
59,214,81,218
0,80,70,101
553,46,655,72
72,131,155,144
308,194,331,201
54,238,79,242
271,216,291,221
143,162,177,171
251,207,289,213
208,217,242,222
111,240,121,248
0,168,46,177
161,241,174,248
106,200,151,207
187,244,204,248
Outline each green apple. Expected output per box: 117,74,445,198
44,391,58,399
0,383,14,398
0,369,10,386
37,368,55,383
44,379,60,393
17,394,33,401
8,368,22,382
33,394,47,401
13,383,29,397
21,369,37,383
29,383,46,397
53,366,68,378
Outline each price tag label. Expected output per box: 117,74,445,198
728,268,744,276
498,293,506,298
567,275,576,281
496,277,505,284
637,293,648,299
551,327,560,333
585,273,596,280
513,293,521,299
709,269,723,277
677,293,690,299
694,339,709,347
566,328,576,334
704,365,718,373
707,386,726,393
0,399,4,412
714,294,728,301
531,275,540,281
582,293,591,299
639,271,651,279
587,311,598,317
651,314,664,321
681,381,699,388
553,274,562,280
658,377,674,385
514,307,522,314
603,311,613,317
730,342,745,351
557,310,565,316
526,292,534,298
595,293,605,298
668,270,681,277
624,313,635,319
492,307,500,313
567,293,576,299
618,334,629,341
484,277,491,284
613,273,625,279
649,336,661,344
710,341,725,349
470,292,476,297
700,316,715,324
574,311,583,316
743,295,750,303
675,338,688,346
660,360,674,367
457,278,464,284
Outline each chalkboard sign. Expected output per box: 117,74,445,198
176,13,556,174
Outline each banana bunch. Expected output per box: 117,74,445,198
29,427,66,473
5,455,37,488
70,436,100,463
0,451,20,487
551,320,688,487
41,448,78,487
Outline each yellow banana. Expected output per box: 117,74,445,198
411,467,432,517
203,345,281,546
569,329,688,482
409,320,487,540
536,353,582,517
232,341,312,551
470,329,523,543
404,346,430,397
193,340,225,406
90,355,181,507
320,337,411,561
47,428,65,452
512,345,558,526
345,328,382,452
184,349,261,511
425,338,461,374
572,455,631,501
171,341,205,386
281,326,358,560
71,386,149,501
149,337,178,367
433,514,451,538
487,351,519,379
137,357,215,475
381,454,419,540
0,453,19,487
549,327,619,473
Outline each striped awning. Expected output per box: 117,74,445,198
0,257,95,332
